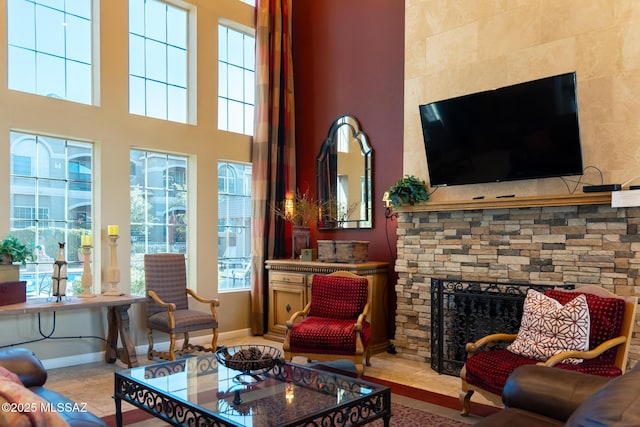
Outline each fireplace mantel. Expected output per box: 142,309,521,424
395,192,611,213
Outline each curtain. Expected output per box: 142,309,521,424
250,0,296,334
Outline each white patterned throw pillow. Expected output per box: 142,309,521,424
507,289,590,363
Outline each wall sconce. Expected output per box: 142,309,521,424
382,192,397,219
284,195,295,221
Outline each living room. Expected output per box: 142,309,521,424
2,0,640,424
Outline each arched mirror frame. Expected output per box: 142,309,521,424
316,115,373,230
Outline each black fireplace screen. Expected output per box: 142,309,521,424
430,278,574,376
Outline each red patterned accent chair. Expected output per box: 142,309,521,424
460,285,637,416
282,271,371,378
145,253,220,361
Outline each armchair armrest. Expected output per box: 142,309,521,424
540,336,627,367
147,290,176,311
466,333,517,356
186,289,220,319
354,302,370,330
285,302,311,329
502,365,611,422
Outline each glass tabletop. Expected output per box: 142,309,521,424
116,353,389,426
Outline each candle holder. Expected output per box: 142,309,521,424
103,234,122,296
78,244,96,298
52,242,67,303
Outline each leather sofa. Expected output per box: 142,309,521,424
0,348,106,426
475,363,640,426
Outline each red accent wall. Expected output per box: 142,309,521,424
292,0,405,338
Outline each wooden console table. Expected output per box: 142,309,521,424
0,295,146,367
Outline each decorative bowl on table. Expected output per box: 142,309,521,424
215,345,282,382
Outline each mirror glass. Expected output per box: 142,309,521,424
316,115,372,229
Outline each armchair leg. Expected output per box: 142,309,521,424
355,363,364,378
459,389,473,416
365,348,371,367
147,329,154,360
168,333,177,361
211,329,218,350
182,332,190,352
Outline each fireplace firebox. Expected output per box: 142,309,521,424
430,278,574,376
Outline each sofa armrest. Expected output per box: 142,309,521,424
0,348,48,387
502,365,611,422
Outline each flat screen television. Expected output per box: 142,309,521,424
418,72,583,187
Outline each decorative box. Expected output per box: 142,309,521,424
300,249,317,261
0,281,26,306
317,240,369,263
0,265,20,283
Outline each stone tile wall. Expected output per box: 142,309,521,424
392,204,640,366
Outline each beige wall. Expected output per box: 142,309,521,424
0,0,253,359
404,0,640,201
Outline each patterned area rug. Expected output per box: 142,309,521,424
102,400,471,426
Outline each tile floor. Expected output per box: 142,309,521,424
45,336,496,423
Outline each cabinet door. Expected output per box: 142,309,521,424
268,283,307,340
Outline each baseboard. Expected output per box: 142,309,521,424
40,328,253,370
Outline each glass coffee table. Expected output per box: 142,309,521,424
114,353,391,426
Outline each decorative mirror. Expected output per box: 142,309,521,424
316,115,372,229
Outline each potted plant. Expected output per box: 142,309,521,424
274,189,318,258
0,234,38,265
387,175,430,206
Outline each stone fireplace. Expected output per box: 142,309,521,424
391,195,640,368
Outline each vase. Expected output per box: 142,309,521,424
292,226,310,259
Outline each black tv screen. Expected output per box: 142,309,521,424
419,72,583,187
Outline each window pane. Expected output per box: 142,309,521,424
36,53,65,98
8,47,36,93
7,0,35,49
145,0,166,42
36,5,65,57
66,0,91,19
129,0,145,35
167,46,186,86
218,26,227,62
227,29,243,67
228,100,244,134
65,14,92,63
228,64,243,101
146,80,168,120
145,39,167,82
66,60,92,105
129,75,146,116
129,34,145,77
168,86,187,123
218,99,228,131
167,6,187,48
218,161,252,291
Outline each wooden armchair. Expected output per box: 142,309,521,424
145,253,220,361
459,285,637,416
282,271,372,377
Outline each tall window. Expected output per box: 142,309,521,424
7,0,93,104
218,161,251,291
218,24,255,135
10,132,94,298
130,150,188,295
129,0,189,123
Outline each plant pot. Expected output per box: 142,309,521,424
292,226,310,259
0,254,13,265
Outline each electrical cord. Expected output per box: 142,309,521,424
0,311,117,352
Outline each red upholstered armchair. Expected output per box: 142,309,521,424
282,271,372,377
460,285,637,416
145,253,220,361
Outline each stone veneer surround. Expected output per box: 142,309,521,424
392,202,640,366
